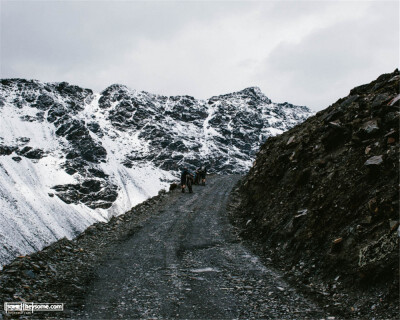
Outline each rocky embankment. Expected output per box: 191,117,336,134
230,70,399,319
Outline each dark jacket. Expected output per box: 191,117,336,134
181,169,192,185
199,167,207,178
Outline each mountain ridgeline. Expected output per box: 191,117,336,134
230,69,399,317
0,79,311,266
96,84,311,172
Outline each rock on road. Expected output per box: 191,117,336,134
76,175,325,319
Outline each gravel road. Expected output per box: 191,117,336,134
75,175,326,319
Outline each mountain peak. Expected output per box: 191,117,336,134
237,86,270,101
209,86,271,104
101,84,131,95
240,86,263,94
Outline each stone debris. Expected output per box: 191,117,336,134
332,238,343,245
364,155,384,166
361,119,379,135
286,136,296,145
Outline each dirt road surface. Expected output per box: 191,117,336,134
75,175,327,319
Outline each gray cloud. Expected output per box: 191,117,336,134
257,2,399,110
1,1,398,110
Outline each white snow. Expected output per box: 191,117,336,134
0,104,62,150
0,155,106,266
0,92,176,268
190,267,220,273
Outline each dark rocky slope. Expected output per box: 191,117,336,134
230,69,399,318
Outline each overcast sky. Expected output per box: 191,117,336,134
1,1,398,111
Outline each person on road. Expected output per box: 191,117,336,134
180,167,194,193
194,167,201,185
199,166,207,186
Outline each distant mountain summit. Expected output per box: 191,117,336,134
0,78,312,266
212,86,271,102
96,83,311,173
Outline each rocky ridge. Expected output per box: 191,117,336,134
229,69,399,318
96,84,310,173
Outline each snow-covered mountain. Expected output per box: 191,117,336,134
0,79,312,266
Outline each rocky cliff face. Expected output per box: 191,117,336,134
230,70,399,317
0,79,311,266
96,84,310,173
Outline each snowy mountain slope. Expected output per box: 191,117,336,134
0,79,312,267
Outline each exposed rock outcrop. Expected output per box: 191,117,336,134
230,69,399,318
